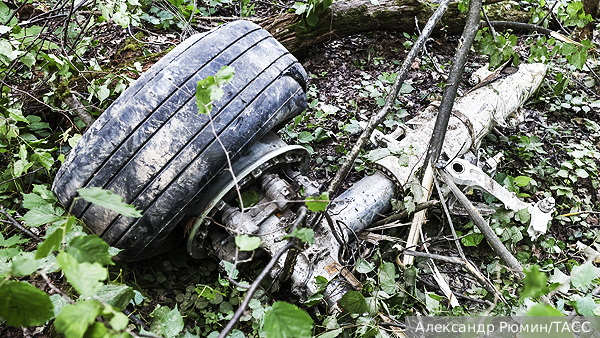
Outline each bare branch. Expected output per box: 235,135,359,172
0,208,42,242
327,0,452,196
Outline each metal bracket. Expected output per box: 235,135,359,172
444,158,555,240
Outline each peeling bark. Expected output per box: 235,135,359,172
258,0,533,53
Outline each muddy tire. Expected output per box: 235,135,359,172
52,20,307,261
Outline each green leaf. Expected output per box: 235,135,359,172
36,216,75,259
306,193,329,212
31,151,53,170
298,131,315,143
316,275,328,291
57,251,107,296
55,300,103,338
293,2,307,14
320,328,343,338
263,302,313,338
0,233,29,247
304,292,323,307
110,311,129,331
162,305,184,338
78,187,142,218
283,228,315,244
92,284,134,311
306,11,320,26
514,176,532,187
85,322,109,338
355,258,375,273
525,303,563,316
66,235,114,266
0,281,55,327
520,265,549,300
461,233,484,247
379,262,397,295
95,85,110,103
572,294,597,316
215,66,235,86
575,168,589,178
339,291,368,314
22,192,51,209
0,39,12,57
196,76,220,115
21,52,35,68
571,261,599,289
235,235,261,251
343,120,362,134
399,83,414,93
11,256,39,276
195,285,220,301
21,205,62,227
238,189,259,208
50,294,70,317
516,208,530,224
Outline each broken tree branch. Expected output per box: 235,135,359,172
484,20,552,35
0,207,42,242
432,170,465,259
327,0,451,197
403,0,482,265
217,241,297,338
425,0,483,165
259,0,533,54
64,93,96,127
439,169,525,279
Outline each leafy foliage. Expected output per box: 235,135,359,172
292,0,333,26
195,66,235,115
305,192,329,212
263,302,314,338
78,187,142,218
0,281,54,327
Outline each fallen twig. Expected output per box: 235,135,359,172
416,275,493,306
401,249,505,303
403,163,434,266
64,93,96,127
40,271,75,304
558,210,600,217
217,241,297,338
439,170,525,279
0,208,42,242
0,167,45,187
431,171,465,259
